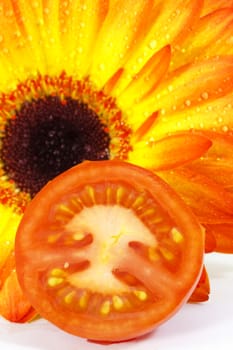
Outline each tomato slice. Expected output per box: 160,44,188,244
15,160,204,342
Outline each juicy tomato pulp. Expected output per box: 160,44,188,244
15,160,204,342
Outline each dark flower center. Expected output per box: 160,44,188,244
1,95,110,197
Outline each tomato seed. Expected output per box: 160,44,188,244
64,291,76,304
112,295,124,310
48,277,64,287
170,227,184,243
133,290,148,301
79,292,88,309
100,300,111,315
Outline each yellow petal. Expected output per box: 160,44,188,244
155,55,233,113
59,0,108,77
89,0,150,87
0,204,22,269
129,56,233,133
112,0,204,94
116,46,171,107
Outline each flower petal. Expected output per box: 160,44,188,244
189,131,233,190
159,167,233,224
0,0,38,90
129,56,233,133
115,46,171,108
0,204,21,268
89,0,151,87
2,0,47,77
201,0,233,16
0,204,35,322
59,0,109,77
129,133,211,170
0,262,36,322
205,224,233,253
117,0,204,92
188,266,210,303
172,8,233,69
90,0,203,88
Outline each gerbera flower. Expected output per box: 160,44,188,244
0,0,233,323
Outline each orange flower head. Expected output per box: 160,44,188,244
0,0,233,323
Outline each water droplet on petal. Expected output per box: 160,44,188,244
99,63,105,71
185,99,191,107
168,85,173,92
201,92,209,100
148,40,157,50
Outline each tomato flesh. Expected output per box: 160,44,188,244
15,160,204,342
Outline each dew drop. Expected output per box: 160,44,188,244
168,85,173,92
137,57,143,64
5,10,13,17
99,63,105,71
184,99,191,107
201,92,209,100
3,48,9,54
32,1,39,8
77,47,83,54
148,39,157,50
64,262,70,269
222,125,229,132
160,108,166,115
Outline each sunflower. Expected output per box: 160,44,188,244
0,0,233,323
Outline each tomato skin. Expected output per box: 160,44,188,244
15,160,204,342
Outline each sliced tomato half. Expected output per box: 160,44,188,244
15,160,204,342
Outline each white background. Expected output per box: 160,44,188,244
0,253,232,350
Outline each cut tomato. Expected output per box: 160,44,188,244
15,160,204,342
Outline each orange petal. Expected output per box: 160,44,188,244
159,167,233,224
189,131,233,191
204,230,217,253
205,224,233,253
188,266,210,303
0,251,36,322
129,132,211,170
172,8,233,68
201,0,233,16
133,112,159,143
